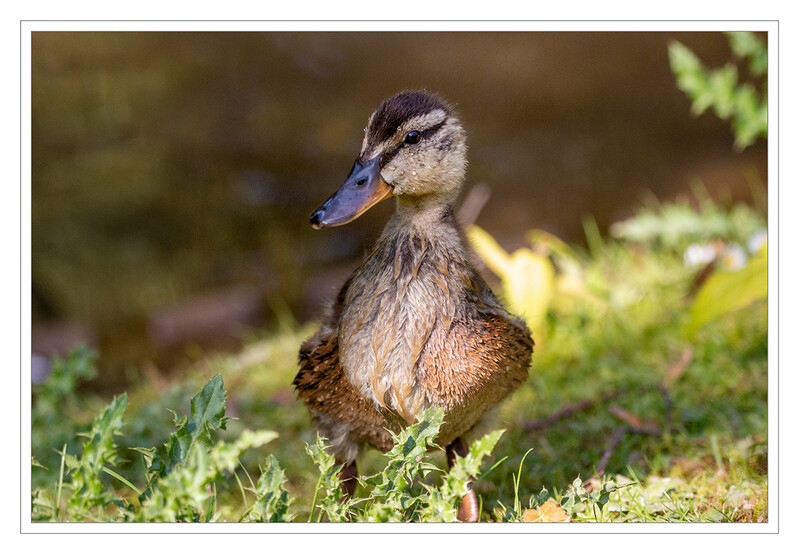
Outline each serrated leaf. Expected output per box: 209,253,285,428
234,429,278,450
726,31,768,76
130,446,156,469
188,373,228,441
165,425,193,468
470,429,504,459
147,375,229,482
305,435,352,522
244,454,294,522
67,394,128,513
668,41,702,78
670,35,767,152
388,407,444,455
212,430,278,473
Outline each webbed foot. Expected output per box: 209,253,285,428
447,437,479,522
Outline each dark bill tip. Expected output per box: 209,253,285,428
309,208,325,229
308,156,393,229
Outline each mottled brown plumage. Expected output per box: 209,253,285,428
293,90,533,520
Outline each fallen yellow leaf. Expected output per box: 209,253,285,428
522,499,571,522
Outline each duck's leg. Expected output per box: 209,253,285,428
338,459,358,499
446,437,479,522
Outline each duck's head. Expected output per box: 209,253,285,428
310,90,467,229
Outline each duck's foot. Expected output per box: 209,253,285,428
457,487,479,522
447,437,479,522
338,459,358,499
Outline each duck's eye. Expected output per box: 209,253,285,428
404,130,421,145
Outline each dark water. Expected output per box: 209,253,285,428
30,32,767,389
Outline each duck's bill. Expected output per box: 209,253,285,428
309,156,394,229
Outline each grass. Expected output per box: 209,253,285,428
30,194,768,523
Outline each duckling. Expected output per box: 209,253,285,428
293,90,533,522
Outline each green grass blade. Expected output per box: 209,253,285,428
101,466,142,496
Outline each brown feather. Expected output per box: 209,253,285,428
293,91,533,463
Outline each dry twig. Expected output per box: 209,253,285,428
524,389,622,432
524,348,691,492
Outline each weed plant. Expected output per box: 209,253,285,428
31,190,767,523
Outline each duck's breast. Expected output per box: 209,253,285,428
339,226,465,422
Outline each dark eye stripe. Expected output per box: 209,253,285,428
379,118,449,167
418,118,447,141
379,145,403,167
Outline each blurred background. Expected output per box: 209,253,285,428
30,31,767,392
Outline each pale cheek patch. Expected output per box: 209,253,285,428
380,121,466,194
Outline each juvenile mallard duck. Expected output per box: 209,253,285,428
293,90,533,522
